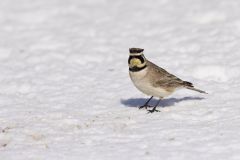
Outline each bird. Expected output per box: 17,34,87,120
128,48,207,113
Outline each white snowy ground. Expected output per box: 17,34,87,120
0,0,240,159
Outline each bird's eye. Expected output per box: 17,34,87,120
138,56,145,63
128,57,132,64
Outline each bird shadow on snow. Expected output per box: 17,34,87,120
121,96,205,108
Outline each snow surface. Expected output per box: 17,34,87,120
0,0,240,160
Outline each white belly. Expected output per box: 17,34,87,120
129,69,171,98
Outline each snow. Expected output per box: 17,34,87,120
0,0,240,160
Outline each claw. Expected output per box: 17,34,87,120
138,96,154,110
147,108,160,113
139,105,150,109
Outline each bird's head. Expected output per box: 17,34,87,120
128,48,146,69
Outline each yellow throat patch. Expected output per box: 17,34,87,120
129,58,146,68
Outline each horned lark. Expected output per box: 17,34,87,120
128,48,207,113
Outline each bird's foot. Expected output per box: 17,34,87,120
147,107,160,113
139,105,151,110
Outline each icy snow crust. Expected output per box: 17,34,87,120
0,0,240,160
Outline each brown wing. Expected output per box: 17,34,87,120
147,61,189,89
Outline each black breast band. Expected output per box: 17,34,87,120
129,65,147,72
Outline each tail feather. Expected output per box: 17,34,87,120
183,81,207,94
186,86,208,94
